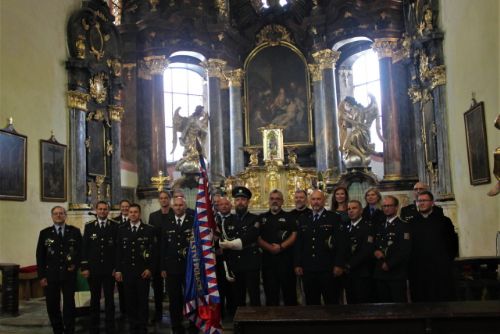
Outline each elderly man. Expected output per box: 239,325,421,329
36,206,82,334
400,182,443,222
258,189,298,306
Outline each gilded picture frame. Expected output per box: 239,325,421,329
244,42,312,147
260,125,285,163
0,124,27,201
464,101,491,185
40,135,67,202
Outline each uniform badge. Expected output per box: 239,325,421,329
367,235,374,243
91,234,97,240
143,250,150,259
388,240,393,246
404,232,410,240
45,238,54,246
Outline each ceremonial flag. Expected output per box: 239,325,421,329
184,140,222,333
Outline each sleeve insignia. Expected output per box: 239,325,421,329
404,232,410,240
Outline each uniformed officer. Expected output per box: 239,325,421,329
344,200,375,304
219,186,261,308
294,190,347,305
112,199,130,317
81,201,118,334
36,206,82,334
160,196,194,334
400,182,443,222
362,187,385,228
288,189,312,224
114,203,156,334
257,189,297,306
374,195,411,303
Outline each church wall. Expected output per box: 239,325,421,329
440,0,500,256
0,0,81,266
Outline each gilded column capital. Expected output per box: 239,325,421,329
372,38,399,59
392,34,411,63
308,64,322,82
226,69,245,88
67,90,90,111
108,105,125,122
312,49,341,70
142,55,170,76
202,59,227,79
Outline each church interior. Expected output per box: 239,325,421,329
0,0,499,331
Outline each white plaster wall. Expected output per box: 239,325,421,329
440,0,500,256
0,0,81,266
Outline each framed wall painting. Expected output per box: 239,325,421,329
40,134,67,202
0,121,27,201
464,100,491,185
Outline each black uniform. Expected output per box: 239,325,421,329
288,207,312,224
148,208,174,322
344,218,375,304
111,214,128,316
214,213,234,316
294,210,348,305
222,211,261,308
160,214,194,334
258,210,297,306
400,202,444,222
373,217,411,303
115,222,156,334
409,210,458,302
36,224,82,334
81,219,118,334
362,206,385,227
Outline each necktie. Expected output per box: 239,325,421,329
100,222,105,229
177,218,182,226
313,214,319,222
57,226,63,238
370,207,375,216
132,225,137,233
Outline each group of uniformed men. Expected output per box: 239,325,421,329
35,182,458,334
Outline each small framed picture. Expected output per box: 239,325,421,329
464,100,491,185
40,134,67,201
0,122,27,201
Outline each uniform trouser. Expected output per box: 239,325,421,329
302,271,341,305
152,272,164,320
262,265,297,306
376,279,407,303
166,273,185,332
123,274,150,334
215,255,234,316
88,273,115,333
345,275,374,304
45,277,76,334
232,270,261,308
117,281,126,315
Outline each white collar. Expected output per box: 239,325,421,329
386,216,398,224
130,221,141,229
312,208,325,216
351,217,363,227
175,214,186,223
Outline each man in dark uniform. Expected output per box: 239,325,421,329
81,201,118,334
219,186,261,308
374,195,411,303
294,190,347,305
148,191,174,323
288,189,312,224
400,182,443,222
172,189,196,217
112,199,130,317
160,196,194,334
114,203,156,334
409,191,458,302
257,189,297,306
36,206,82,334
344,200,375,304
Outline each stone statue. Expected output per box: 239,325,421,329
171,105,208,173
338,94,384,168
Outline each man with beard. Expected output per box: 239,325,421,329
409,191,458,302
289,189,312,224
258,190,298,306
220,186,261,307
400,182,443,222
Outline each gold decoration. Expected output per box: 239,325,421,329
67,91,90,111
151,171,171,192
392,34,411,63
372,38,399,59
85,137,91,152
76,35,86,59
418,7,434,36
312,49,341,70
418,51,446,89
286,146,298,167
202,59,227,79
142,55,169,76
90,73,108,104
256,24,293,46
149,0,159,11
107,59,122,77
308,64,322,82
87,182,92,197
244,147,260,166
220,75,229,89
108,105,125,122
225,69,245,88
95,176,105,201
122,63,137,81
215,0,229,21
69,203,91,210
106,184,111,199
106,140,113,156
82,19,105,60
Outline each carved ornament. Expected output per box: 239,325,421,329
143,55,170,75
225,69,245,88
95,175,105,201
392,34,411,63
122,63,137,81
86,109,105,122
67,91,90,111
151,171,171,192
149,0,159,12
90,73,108,104
215,0,229,21
108,105,125,122
107,59,122,77
106,140,113,156
82,19,105,60
202,59,227,79
256,25,293,46
75,35,86,59
372,38,399,59
312,49,341,70
308,64,322,82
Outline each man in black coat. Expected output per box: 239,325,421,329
114,204,156,334
409,191,458,302
288,189,312,224
112,199,130,316
400,182,443,222
36,206,82,334
294,190,348,305
374,195,411,303
81,201,118,334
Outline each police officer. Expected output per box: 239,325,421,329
114,203,156,334
294,190,347,305
374,195,411,303
112,199,130,317
81,201,118,334
220,186,261,308
344,200,375,304
288,189,312,224
257,189,297,306
36,206,82,334
160,196,194,334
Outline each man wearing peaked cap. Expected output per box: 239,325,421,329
232,186,252,199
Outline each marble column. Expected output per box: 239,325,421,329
308,64,327,171
67,91,91,210
312,49,342,180
226,69,245,175
204,59,226,183
108,105,124,206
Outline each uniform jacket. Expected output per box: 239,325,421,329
36,224,82,281
149,208,174,270
362,206,385,227
81,219,118,275
258,210,297,267
160,213,194,275
345,218,375,278
289,207,312,225
112,214,129,225
400,203,444,223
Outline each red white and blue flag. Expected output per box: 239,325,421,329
184,142,222,333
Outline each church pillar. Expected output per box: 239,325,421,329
308,64,327,171
226,69,245,175
68,91,90,209
203,59,226,183
108,105,124,206
312,49,342,181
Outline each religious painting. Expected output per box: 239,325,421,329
245,43,312,147
260,126,284,163
40,135,67,202
87,120,107,176
0,125,27,201
464,101,491,185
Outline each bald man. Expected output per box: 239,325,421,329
400,182,443,222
